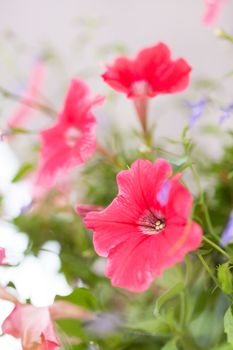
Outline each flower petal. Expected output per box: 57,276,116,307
106,235,158,292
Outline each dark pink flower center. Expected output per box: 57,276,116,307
138,209,166,235
65,127,81,147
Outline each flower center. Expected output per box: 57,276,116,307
138,210,166,235
132,80,151,96
65,127,81,147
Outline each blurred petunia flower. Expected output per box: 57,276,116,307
219,103,233,124
36,79,104,188
185,99,207,127
220,211,233,246
0,247,6,265
7,58,46,129
1,291,94,350
2,304,60,350
203,0,228,26
83,159,202,292
102,42,191,99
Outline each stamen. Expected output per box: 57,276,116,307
138,210,166,235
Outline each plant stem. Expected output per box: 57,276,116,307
198,254,218,285
191,165,219,241
96,143,124,169
0,86,57,117
203,235,229,259
179,334,202,350
133,98,152,147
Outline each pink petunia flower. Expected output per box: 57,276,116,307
102,42,191,99
203,0,228,26
0,247,6,265
2,304,60,350
36,79,104,188
8,58,46,129
84,159,202,292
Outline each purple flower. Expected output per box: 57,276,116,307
219,103,233,124
185,99,207,127
220,211,233,247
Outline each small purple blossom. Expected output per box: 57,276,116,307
220,211,233,247
185,99,207,127
219,103,233,124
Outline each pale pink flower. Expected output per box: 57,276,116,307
8,58,46,128
2,304,60,350
203,0,228,26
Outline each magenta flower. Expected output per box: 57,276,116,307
36,79,104,187
83,159,203,292
102,42,191,99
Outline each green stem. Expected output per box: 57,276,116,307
203,235,229,259
191,165,219,241
0,86,57,117
179,333,201,350
198,254,218,285
96,143,125,169
179,292,186,327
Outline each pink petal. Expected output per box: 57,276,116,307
0,247,6,265
106,235,158,292
165,175,193,223
2,304,59,350
49,301,93,321
102,57,135,94
76,204,105,219
157,221,203,273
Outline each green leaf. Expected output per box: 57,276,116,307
214,344,233,350
154,282,185,317
224,306,233,345
56,318,85,339
218,263,233,294
129,318,170,335
56,288,100,311
12,163,34,183
161,339,178,350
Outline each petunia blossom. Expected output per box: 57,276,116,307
36,79,104,187
2,304,60,350
203,0,228,26
0,247,6,265
84,159,202,292
102,42,191,99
